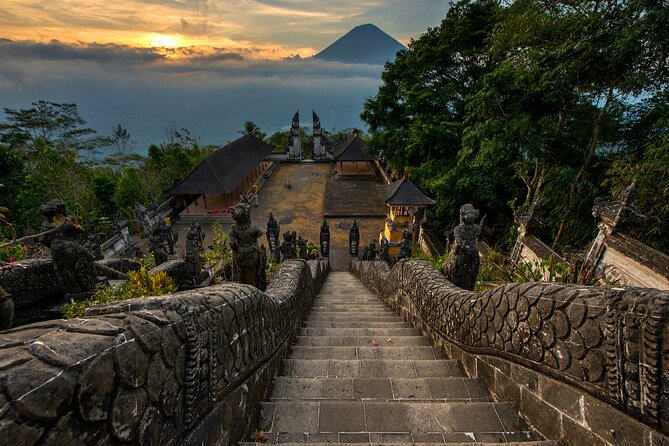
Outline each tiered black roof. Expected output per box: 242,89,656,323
169,134,272,195
377,176,436,206
333,134,378,161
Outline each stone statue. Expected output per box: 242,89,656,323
379,238,390,263
320,219,330,257
266,213,281,261
280,231,297,260
0,284,13,330
39,200,97,295
148,230,168,266
297,236,309,260
443,204,481,291
395,229,413,261
185,221,203,283
360,246,368,261
366,240,378,261
349,219,360,257
158,221,176,254
229,202,266,291
84,234,104,260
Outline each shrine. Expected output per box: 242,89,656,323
377,171,435,255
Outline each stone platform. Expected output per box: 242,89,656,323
323,175,387,218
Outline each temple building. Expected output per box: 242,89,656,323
333,134,378,176
169,134,273,215
377,172,436,255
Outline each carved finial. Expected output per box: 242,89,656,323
592,182,646,232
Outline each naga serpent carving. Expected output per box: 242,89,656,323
352,258,669,432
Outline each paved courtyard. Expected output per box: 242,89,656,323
174,162,386,270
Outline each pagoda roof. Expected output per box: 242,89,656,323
377,176,436,206
333,134,378,161
168,134,272,195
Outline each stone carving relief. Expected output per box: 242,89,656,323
351,258,669,433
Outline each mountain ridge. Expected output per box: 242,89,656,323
313,23,406,65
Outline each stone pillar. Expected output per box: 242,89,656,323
287,111,301,160
312,110,327,160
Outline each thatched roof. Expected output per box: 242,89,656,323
333,134,378,161
169,134,272,195
377,176,436,206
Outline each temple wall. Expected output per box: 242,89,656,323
351,258,669,446
0,259,62,309
0,259,328,445
418,227,440,258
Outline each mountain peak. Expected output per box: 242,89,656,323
313,24,406,65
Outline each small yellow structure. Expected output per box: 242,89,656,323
377,172,436,256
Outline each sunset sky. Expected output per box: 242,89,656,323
1,0,446,58
0,1,448,148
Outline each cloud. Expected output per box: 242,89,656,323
0,38,385,150
0,0,447,55
0,38,164,64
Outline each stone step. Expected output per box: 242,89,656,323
295,336,431,347
270,377,491,402
312,296,379,301
306,315,403,322
243,440,558,446
288,346,445,361
243,438,558,445
308,309,395,314
257,401,529,437
303,321,413,328
300,327,422,337
280,359,466,378
309,305,391,311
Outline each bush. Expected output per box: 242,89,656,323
62,265,177,318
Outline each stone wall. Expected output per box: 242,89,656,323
0,259,328,445
351,258,669,446
0,259,63,309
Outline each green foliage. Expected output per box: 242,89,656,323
362,0,669,253
412,246,449,271
114,168,146,211
606,109,669,252
475,249,609,291
62,262,176,319
241,121,266,140
0,101,98,153
0,242,27,263
201,221,233,282
0,104,215,238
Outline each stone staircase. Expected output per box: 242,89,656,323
243,272,560,445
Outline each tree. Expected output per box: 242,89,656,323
114,168,146,211
362,0,669,251
101,125,140,168
0,101,98,153
240,121,266,140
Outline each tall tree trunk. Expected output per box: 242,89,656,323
554,86,614,249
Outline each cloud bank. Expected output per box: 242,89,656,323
0,39,385,150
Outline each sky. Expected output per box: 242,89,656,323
0,1,448,149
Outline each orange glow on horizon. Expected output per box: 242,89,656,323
145,33,182,49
